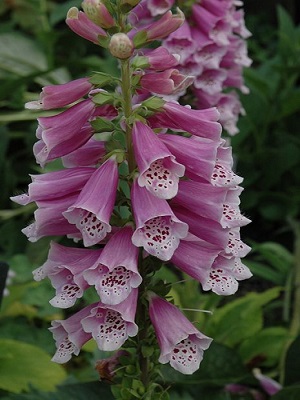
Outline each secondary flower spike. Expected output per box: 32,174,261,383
149,292,212,374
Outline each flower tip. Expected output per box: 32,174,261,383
67,7,79,19
25,101,42,110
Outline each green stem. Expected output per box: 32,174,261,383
279,220,300,384
120,59,136,173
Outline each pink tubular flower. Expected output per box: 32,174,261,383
61,138,106,168
81,289,138,351
171,238,220,283
140,69,194,97
202,254,252,295
137,47,179,71
172,180,227,223
164,21,196,65
35,99,96,166
158,133,219,184
33,242,102,308
253,368,282,396
132,121,185,199
131,179,188,261
66,7,107,44
82,0,115,29
50,304,94,363
149,102,222,141
147,0,174,16
83,226,142,305
10,167,95,206
133,8,185,46
63,156,118,247
148,293,212,374
221,186,251,229
21,193,80,242
25,78,93,110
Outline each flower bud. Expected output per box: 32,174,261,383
81,0,115,29
108,33,134,59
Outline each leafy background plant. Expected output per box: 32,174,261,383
0,0,300,399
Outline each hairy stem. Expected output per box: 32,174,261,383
120,58,136,173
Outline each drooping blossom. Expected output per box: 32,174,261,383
83,226,142,305
81,289,138,351
148,293,212,374
131,179,188,261
63,156,119,247
33,242,102,308
132,121,185,199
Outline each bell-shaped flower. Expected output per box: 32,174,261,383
194,69,227,96
133,8,185,46
136,47,179,71
164,21,196,65
149,102,222,141
66,7,107,44
172,180,227,223
83,226,142,305
217,92,244,136
132,121,185,199
147,0,175,17
63,156,118,247
22,193,81,242
140,69,194,97
81,289,138,351
224,228,251,258
171,236,220,283
35,99,96,166
158,133,218,183
221,186,251,229
172,205,228,248
61,138,106,168
25,78,93,110
131,180,188,261
11,167,95,206
148,293,212,374
33,242,102,308
211,141,243,187
194,43,227,71
201,254,252,295
50,304,94,363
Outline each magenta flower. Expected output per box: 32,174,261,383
149,102,222,141
158,133,219,184
132,121,185,199
253,368,282,396
83,226,142,305
61,138,106,168
149,293,212,374
63,156,118,247
81,289,138,351
164,21,196,65
171,237,220,283
33,242,102,308
21,193,80,242
131,179,188,261
35,99,96,166
137,47,179,71
11,167,95,206
221,186,251,229
147,0,175,17
66,7,107,44
25,78,93,110
202,255,252,295
133,8,185,46
140,69,194,97
50,304,94,363
224,228,251,258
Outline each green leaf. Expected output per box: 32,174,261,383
254,242,293,273
277,5,296,58
271,385,300,400
244,260,284,285
0,33,47,77
206,287,281,346
0,339,66,393
284,335,300,386
0,381,114,400
239,327,288,367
